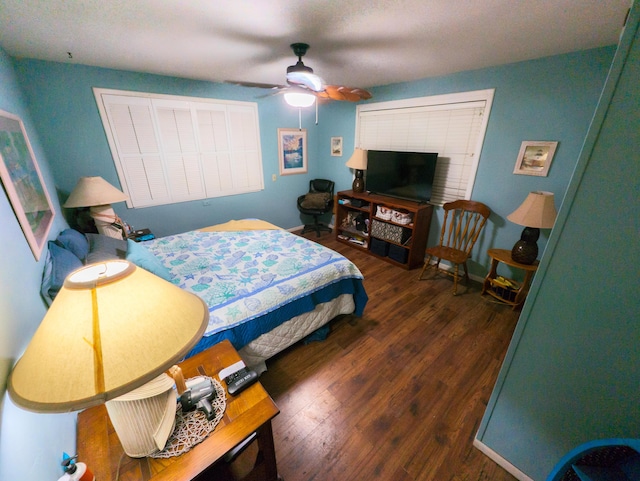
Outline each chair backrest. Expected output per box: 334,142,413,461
438,200,491,255
309,179,334,195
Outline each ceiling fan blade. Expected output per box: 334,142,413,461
286,71,325,92
225,80,288,90
321,85,373,102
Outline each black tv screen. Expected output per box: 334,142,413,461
366,150,438,203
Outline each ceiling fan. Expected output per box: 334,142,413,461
228,43,372,105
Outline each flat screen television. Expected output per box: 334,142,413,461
366,150,438,203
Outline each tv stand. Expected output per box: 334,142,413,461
335,190,433,270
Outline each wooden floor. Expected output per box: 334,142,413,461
258,231,520,481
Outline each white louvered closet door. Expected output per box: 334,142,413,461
195,103,263,198
227,105,263,192
196,103,233,195
95,88,265,208
153,99,205,203
102,95,170,207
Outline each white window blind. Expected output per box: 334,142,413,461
356,90,493,205
94,88,264,208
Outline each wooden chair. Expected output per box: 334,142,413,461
418,200,490,294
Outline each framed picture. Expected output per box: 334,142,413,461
0,110,55,260
513,141,558,177
278,128,308,175
331,136,343,156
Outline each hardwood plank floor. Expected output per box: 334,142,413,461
259,230,519,481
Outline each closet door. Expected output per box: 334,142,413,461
100,95,170,207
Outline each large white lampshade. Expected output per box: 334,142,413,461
8,260,209,412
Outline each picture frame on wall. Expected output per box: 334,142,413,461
0,110,55,260
278,128,308,175
331,137,343,156
513,141,558,177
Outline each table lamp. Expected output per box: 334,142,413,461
507,191,557,264
64,176,129,239
345,148,368,193
7,260,209,457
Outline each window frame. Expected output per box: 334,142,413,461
355,89,494,205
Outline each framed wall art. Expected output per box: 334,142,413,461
331,136,343,156
278,128,308,175
513,141,558,177
0,110,55,260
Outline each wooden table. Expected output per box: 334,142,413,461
77,340,280,480
482,248,539,310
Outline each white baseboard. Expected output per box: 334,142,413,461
473,438,534,481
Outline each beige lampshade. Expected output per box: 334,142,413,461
345,148,368,170
8,260,209,412
507,191,557,228
64,176,128,208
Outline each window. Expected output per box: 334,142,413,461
94,88,264,208
356,89,494,205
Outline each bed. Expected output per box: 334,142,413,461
42,219,368,369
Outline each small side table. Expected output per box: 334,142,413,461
77,340,280,481
482,248,539,310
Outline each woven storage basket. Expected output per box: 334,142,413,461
370,220,411,244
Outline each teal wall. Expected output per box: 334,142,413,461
477,4,640,479
332,47,616,279
13,60,329,236
14,46,614,279
0,33,622,481
0,48,75,481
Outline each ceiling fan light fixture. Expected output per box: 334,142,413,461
284,91,316,108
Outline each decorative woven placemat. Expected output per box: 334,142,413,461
150,377,226,458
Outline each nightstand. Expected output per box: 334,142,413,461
77,340,280,480
482,248,539,310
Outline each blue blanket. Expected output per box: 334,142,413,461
145,229,367,354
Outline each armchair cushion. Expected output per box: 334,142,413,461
300,192,331,210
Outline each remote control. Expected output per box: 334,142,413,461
224,367,258,396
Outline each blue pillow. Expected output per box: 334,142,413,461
41,241,83,305
56,229,90,261
126,239,172,281
86,233,128,263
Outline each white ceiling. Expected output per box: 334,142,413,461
0,0,631,90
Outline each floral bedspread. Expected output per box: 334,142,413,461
145,229,364,337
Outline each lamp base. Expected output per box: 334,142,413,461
89,204,126,239
352,169,365,193
105,373,176,457
511,227,539,264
